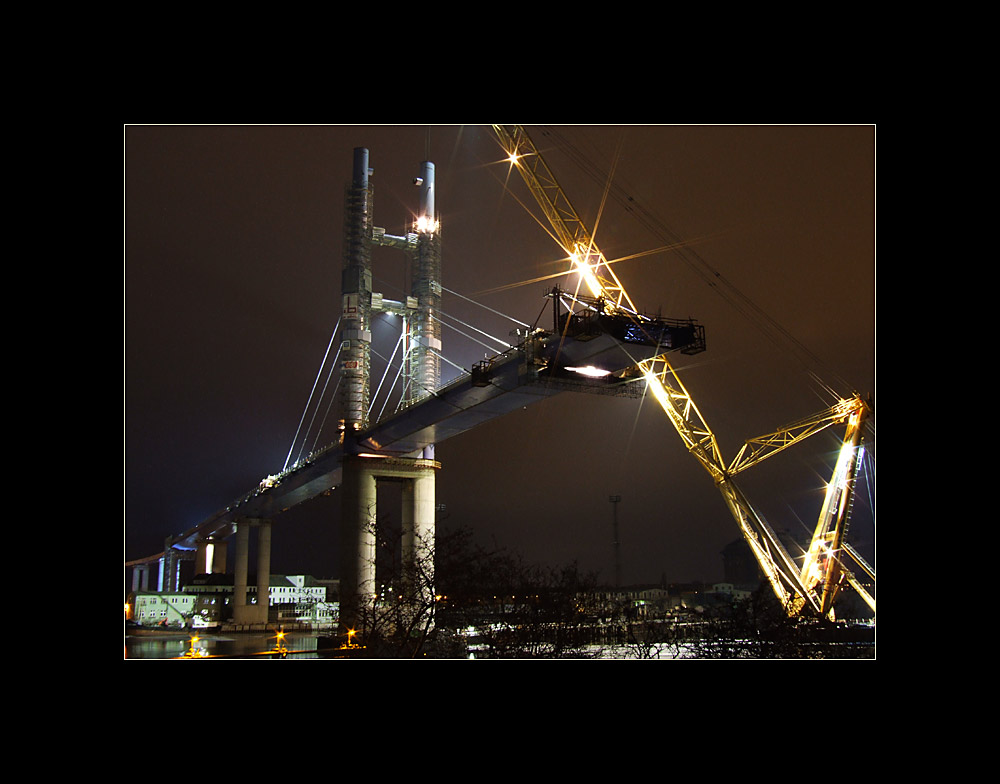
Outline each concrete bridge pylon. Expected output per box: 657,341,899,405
339,147,442,636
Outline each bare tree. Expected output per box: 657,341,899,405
687,585,875,659
350,508,440,658
349,519,605,658
437,552,604,659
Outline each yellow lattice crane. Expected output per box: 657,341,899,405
492,124,874,619
493,125,638,316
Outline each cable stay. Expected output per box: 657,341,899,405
432,309,512,352
294,339,344,467
284,284,507,468
493,124,874,621
368,331,411,422
442,285,531,329
376,357,406,424
309,374,342,456
432,348,470,377
371,322,407,416
283,317,341,472
361,322,468,422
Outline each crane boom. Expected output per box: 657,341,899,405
727,396,867,476
798,401,871,616
493,124,874,620
492,125,639,315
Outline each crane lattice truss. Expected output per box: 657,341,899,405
493,125,639,316
493,125,874,620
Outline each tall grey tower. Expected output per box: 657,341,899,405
340,147,373,433
338,149,441,636
407,161,442,424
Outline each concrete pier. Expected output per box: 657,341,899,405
339,455,439,634
232,518,272,625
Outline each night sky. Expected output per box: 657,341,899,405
125,124,875,586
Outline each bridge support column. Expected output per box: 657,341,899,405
131,564,151,592
159,539,181,592
406,471,436,593
195,538,227,575
233,522,250,622
256,520,271,624
340,455,440,636
232,519,272,626
340,457,377,635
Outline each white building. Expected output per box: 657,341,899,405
269,575,338,628
181,574,339,628
711,582,753,601
130,592,196,626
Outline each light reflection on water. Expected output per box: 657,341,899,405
125,631,325,659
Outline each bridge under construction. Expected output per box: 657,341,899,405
126,127,874,634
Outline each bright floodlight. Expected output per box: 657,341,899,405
570,247,604,300
415,215,439,234
565,365,612,378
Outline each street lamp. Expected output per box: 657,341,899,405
273,629,288,658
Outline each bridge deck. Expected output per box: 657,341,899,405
169,326,685,549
